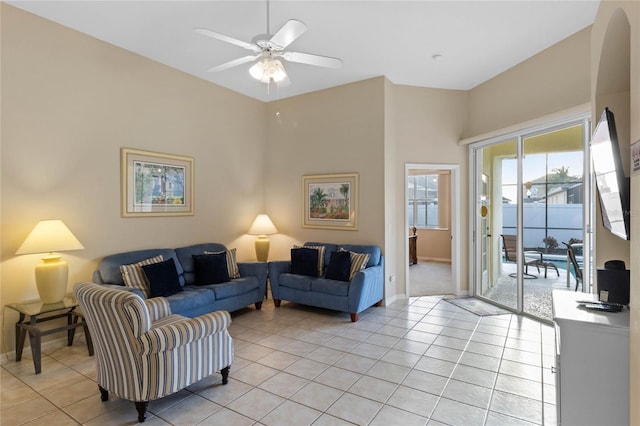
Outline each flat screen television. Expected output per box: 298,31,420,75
591,107,630,240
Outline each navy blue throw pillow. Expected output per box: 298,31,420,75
141,258,183,297
325,250,352,282
290,247,319,277
193,252,230,285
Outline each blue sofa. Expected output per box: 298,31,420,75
268,242,384,322
92,243,267,318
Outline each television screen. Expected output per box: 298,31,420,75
591,108,630,240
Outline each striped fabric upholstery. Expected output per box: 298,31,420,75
74,282,234,403
340,249,371,280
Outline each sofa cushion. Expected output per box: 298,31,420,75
291,247,319,277
120,255,164,297
340,249,370,279
205,248,240,279
339,244,381,268
98,249,182,286
193,253,229,285
311,278,350,297
175,243,228,284
304,242,337,274
325,250,352,282
202,277,259,300
166,286,217,314
141,258,183,297
294,245,326,276
279,273,313,291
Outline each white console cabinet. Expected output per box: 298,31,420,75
552,290,629,426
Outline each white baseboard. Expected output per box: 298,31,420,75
418,256,452,263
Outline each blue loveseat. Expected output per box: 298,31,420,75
92,243,267,318
268,242,384,322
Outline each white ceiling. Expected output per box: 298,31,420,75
8,1,600,102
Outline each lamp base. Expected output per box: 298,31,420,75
255,236,271,262
35,255,68,304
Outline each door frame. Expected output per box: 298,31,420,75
405,163,461,296
468,111,593,315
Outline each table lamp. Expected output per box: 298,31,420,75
247,214,278,262
15,220,84,303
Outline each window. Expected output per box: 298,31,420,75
408,174,439,228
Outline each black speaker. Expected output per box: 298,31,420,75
597,266,630,305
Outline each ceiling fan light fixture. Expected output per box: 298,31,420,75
249,58,287,83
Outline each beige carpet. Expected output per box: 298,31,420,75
409,261,454,296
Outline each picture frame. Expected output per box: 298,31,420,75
121,148,194,217
302,173,358,230
632,140,640,176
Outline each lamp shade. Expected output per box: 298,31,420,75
16,220,84,255
248,214,278,236
16,220,84,304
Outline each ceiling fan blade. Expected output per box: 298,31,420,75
270,19,307,49
207,55,259,72
194,28,260,52
283,51,343,69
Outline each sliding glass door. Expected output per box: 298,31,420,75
472,116,592,321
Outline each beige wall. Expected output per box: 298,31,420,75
591,2,640,422
1,5,267,345
466,26,591,138
389,85,468,297
264,77,386,261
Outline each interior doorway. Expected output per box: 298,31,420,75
405,163,459,297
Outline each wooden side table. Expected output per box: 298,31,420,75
6,295,94,374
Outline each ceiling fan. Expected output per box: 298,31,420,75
194,1,342,84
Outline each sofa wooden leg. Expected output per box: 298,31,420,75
350,313,358,322
221,366,230,385
274,299,281,307
375,300,383,307
135,401,148,423
255,301,263,310
99,386,108,402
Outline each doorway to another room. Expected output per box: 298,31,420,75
406,164,458,297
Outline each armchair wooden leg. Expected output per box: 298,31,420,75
254,301,263,310
221,366,230,384
135,401,148,423
375,300,383,307
350,313,358,322
273,299,281,307
99,386,108,402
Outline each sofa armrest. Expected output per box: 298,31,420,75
238,261,268,295
348,264,384,313
139,310,232,354
267,261,290,300
144,297,171,321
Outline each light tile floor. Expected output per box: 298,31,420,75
1,296,557,425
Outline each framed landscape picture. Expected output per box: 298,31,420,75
121,148,194,217
302,173,358,230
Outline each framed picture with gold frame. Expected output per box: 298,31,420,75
121,148,194,217
302,173,358,230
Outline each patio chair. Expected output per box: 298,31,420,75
563,242,583,291
501,234,541,279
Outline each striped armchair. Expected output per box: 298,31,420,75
74,282,234,422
